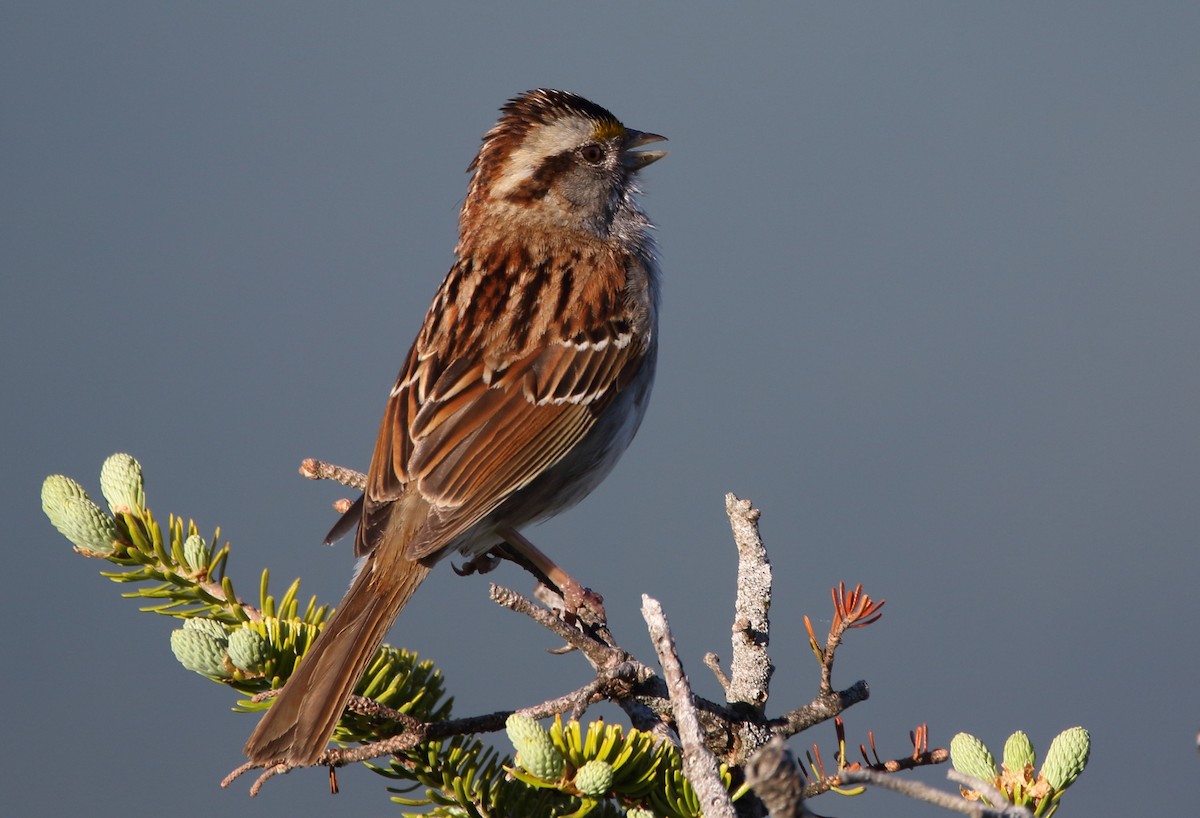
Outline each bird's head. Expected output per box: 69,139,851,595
461,89,666,242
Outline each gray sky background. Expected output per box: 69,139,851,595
5,3,1198,816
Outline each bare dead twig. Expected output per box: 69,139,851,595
945,770,1029,815
489,584,625,670
839,768,1032,817
299,458,367,490
774,680,870,739
704,651,731,690
744,736,808,818
642,595,736,818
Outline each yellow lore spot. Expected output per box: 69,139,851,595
592,119,625,142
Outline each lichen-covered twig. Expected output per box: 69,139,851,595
723,494,774,708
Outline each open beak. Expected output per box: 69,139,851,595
623,129,668,170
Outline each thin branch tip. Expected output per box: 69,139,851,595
298,458,367,490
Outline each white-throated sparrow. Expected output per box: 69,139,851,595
243,89,666,769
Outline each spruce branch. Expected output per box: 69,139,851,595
45,455,960,818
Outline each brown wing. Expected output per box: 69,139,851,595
356,316,644,560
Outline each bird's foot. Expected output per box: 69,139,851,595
453,551,503,576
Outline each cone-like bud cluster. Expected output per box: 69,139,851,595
1003,730,1035,773
625,809,655,818
506,714,565,781
574,759,615,797
227,627,269,673
184,617,228,639
170,618,231,678
99,453,145,513
1041,726,1090,791
953,726,1091,814
182,534,210,572
41,475,118,555
950,732,998,785
41,474,89,508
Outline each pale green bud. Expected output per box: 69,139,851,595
950,732,997,785
227,627,269,673
574,759,614,797
170,628,231,678
41,474,90,516
182,534,210,571
99,453,145,513
1003,730,1035,772
625,809,656,818
183,617,229,641
1040,727,1090,791
506,714,565,781
42,474,118,555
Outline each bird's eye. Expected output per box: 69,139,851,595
578,144,606,165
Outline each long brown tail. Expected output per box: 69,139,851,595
243,551,431,767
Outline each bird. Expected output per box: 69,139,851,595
243,89,666,769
